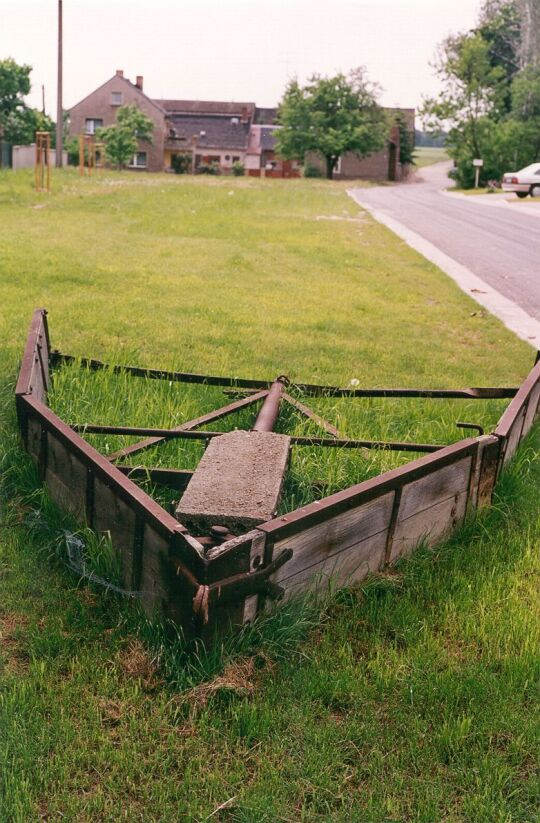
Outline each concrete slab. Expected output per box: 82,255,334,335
176,430,290,534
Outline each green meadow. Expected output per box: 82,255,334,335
0,168,538,821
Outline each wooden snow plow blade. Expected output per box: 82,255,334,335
15,309,540,643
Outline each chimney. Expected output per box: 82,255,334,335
135,75,144,91
241,105,249,124
116,69,124,77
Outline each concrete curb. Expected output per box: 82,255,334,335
348,190,540,348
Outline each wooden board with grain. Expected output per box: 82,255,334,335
390,489,469,562
15,308,50,402
45,433,88,521
92,476,138,587
268,493,394,598
522,383,540,439
496,358,540,468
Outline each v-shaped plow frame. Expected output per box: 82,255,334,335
16,309,540,643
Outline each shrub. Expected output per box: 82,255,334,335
65,137,80,166
171,153,191,174
232,161,245,176
303,164,323,178
197,162,221,175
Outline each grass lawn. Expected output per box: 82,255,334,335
0,168,538,822
414,147,449,168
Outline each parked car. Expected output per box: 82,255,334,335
501,163,540,198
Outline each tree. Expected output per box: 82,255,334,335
395,114,415,166
276,68,388,179
421,0,540,187
0,58,31,123
518,0,540,66
420,0,523,186
478,0,522,110
0,57,54,145
2,107,54,145
97,104,153,169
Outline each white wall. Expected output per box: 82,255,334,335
13,144,68,170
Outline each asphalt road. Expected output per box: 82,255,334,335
349,162,540,321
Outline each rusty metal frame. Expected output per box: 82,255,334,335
15,309,540,642
71,424,444,454
49,351,518,400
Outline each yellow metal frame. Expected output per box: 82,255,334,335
79,135,105,175
35,131,51,192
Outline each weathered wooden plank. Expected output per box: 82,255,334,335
522,383,540,439
257,439,478,542
205,530,257,578
16,308,50,401
201,531,262,634
272,492,394,583
243,532,267,622
137,524,173,617
390,489,468,563
26,416,42,465
276,530,388,600
472,435,501,509
45,434,87,520
29,355,45,403
502,405,527,467
21,397,206,571
93,476,137,586
397,456,472,521
496,359,540,439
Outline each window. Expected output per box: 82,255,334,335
129,151,147,168
85,118,103,135
111,92,123,106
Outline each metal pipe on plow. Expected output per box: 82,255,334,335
252,377,288,433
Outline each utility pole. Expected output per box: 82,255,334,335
56,0,63,167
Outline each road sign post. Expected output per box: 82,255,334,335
473,158,484,188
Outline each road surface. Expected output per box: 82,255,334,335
349,163,540,323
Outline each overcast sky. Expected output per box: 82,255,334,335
4,0,481,117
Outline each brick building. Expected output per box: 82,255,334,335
68,71,167,172
68,71,413,180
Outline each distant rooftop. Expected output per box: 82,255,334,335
154,100,255,117
167,113,251,150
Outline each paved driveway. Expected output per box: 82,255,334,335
349,163,540,322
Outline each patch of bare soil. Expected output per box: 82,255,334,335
116,638,162,691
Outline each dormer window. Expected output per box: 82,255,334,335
111,91,123,106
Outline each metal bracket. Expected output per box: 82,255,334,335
456,421,484,436
191,548,293,624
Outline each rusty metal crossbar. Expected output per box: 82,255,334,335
50,351,518,400
71,423,443,453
